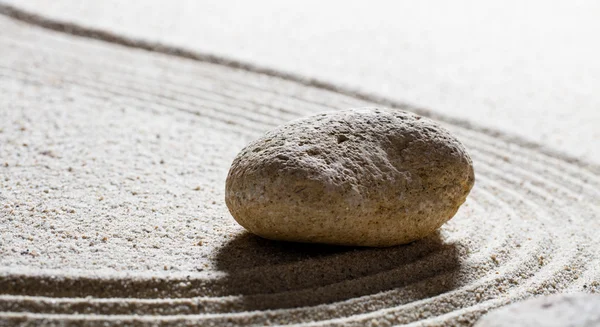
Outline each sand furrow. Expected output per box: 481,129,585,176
0,11,598,327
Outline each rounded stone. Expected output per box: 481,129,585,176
474,293,600,327
225,107,475,246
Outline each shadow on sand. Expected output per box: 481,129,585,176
214,230,462,311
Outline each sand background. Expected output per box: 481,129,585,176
2,0,599,164
0,2,598,326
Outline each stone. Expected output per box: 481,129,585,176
474,293,600,327
225,107,475,246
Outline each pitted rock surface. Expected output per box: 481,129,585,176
225,108,474,246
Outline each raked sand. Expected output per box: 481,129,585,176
2,0,599,164
0,9,599,327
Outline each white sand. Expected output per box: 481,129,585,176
1,0,599,164
0,6,599,327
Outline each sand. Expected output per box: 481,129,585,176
2,0,599,164
0,5,599,327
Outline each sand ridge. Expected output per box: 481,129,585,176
0,10,599,327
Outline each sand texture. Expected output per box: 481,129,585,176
475,293,600,327
1,0,599,164
0,9,599,327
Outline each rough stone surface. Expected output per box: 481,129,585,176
225,107,475,246
475,293,600,327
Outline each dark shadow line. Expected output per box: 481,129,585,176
212,231,462,310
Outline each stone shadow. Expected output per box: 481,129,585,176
214,230,462,311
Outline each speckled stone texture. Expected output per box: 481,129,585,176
225,108,475,246
475,293,600,327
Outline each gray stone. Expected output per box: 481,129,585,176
475,293,600,327
225,108,474,246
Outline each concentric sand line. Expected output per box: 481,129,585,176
0,10,598,327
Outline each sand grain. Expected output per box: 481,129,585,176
0,12,598,327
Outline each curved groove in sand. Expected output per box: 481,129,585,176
0,6,598,327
